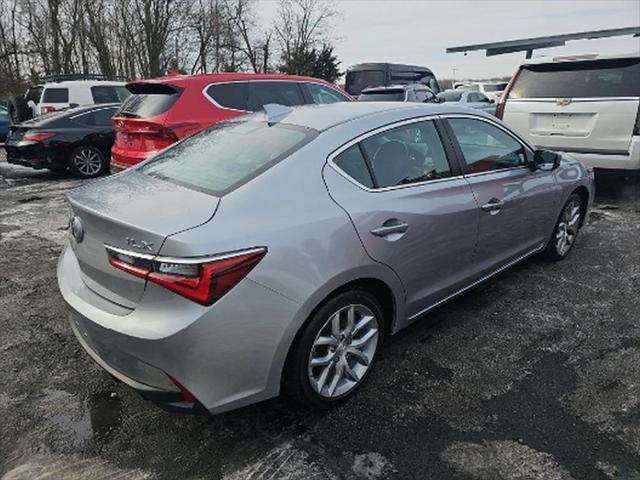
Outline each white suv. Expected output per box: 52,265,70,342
8,75,130,123
497,53,640,172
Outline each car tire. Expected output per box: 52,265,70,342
284,290,384,409
68,146,107,179
542,193,584,261
8,96,32,124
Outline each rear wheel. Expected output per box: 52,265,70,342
284,290,383,409
543,193,583,261
68,146,107,179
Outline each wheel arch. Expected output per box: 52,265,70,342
572,185,590,226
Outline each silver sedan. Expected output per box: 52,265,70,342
57,102,594,414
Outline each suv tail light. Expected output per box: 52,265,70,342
23,132,55,142
41,106,57,114
495,68,520,120
106,246,267,306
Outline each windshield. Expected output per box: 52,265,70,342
510,58,640,98
437,91,463,102
483,83,507,92
140,121,317,195
345,70,386,95
358,89,405,102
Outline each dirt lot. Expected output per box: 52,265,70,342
1,150,639,480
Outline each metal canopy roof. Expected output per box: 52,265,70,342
447,26,640,59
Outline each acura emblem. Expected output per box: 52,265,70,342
70,216,84,243
556,98,572,106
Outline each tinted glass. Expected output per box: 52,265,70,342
345,70,386,95
141,122,315,195
118,90,181,118
42,88,69,103
72,107,118,126
306,83,350,104
449,118,526,173
438,91,463,102
206,82,249,110
361,121,450,188
484,83,507,92
91,86,131,104
333,145,374,188
358,90,405,102
248,82,305,111
510,58,640,98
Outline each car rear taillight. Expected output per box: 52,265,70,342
495,68,520,120
106,247,267,306
114,120,178,140
41,106,57,114
23,132,54,142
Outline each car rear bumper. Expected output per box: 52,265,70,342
4,143,67,169
111,145,165,171
546,137,640,171
57,245,301,415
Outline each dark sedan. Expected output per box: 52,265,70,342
4,103,118,178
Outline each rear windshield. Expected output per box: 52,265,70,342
42,88,69,103
509,58,640,98
118,84,182,118
358,90,405,102
437,91,463,102
140,121,317,195
91,85,131,104
346,70,386,95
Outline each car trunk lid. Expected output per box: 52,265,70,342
67,171,219,307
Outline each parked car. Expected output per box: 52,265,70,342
58,102,594,415
7,74,130,124
497,53,640,172
358,84,438,103
345,63,441,96
0,105,9,143
455,82,509,101
437,89,496,114
4,103,119,178
110,73,353,171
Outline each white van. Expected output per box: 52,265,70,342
497,53,640,171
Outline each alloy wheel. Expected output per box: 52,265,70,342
555,199,581,256
308,304,379,398
73,148,103,176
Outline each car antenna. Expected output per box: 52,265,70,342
263,103,293,125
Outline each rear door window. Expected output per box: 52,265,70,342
361,120,451,188
248,82,306,111
509,58,640,98
42,88,69,103
306,83,350,104
140,121,317,195
206,82,249,111
118,84,182,118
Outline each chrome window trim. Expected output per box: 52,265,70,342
202,79,351,113
104,244,267,265
327,114,465,192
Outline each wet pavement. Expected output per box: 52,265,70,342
1,151,639,480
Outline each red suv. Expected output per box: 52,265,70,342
111,73,353,170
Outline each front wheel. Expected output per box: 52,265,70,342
284,290,383,409
68,146,107,179
543,193,583,261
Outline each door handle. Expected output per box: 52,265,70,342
370,222,409,237
480,198,504,212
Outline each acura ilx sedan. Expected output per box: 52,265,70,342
57,102,594,414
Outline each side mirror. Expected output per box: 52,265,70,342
532,149,561,170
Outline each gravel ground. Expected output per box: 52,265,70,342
1,149,640,480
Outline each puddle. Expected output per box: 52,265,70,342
41,389,122,447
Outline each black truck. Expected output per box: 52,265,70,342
345,63,441,96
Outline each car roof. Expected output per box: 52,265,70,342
252,102,487,132
128,73,338,87
361,84,426,93
522,51,640,65
42,80,126,88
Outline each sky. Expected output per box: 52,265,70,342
256,0,640,81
